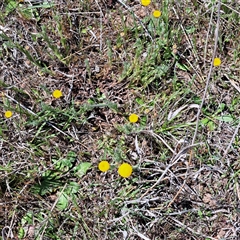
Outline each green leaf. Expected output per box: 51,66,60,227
24,1,55,9
0,165,12,171
198,209,203,218
201,118,209,125
5,0,17,15
21,212,33,225
215,115,233,122
54,151,76,171
18,7,35,20
66,182,80,194
67,151,77,162
185,26,196,34
74,162,92,178
18,227,25,239
176,62,189,71
140,116,147,126
56,192,69,211
207,121,215,131
136,97,144,105
54,158,71,171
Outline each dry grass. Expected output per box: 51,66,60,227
0,0,240,239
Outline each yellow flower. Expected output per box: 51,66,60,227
141,0,151,7
153,10,161,18
4,110,13,118
98,161,110,172
129,114,139,123
52,89,63,99
118,163,133,178
213,57,221,67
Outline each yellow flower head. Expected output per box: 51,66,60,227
141,0,151,7
98,160,110,172
118,163,133,178
153,10,161,18
129,114,139,123
213,57,221,67
52,89,63,99
4,110,13,118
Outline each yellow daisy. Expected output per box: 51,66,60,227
141,0,151,7
153,10,161,18
213,58,221,67
4,111,13,118
52,89,63,99
118,163,133,178
129,114,139,123
98,161,110,172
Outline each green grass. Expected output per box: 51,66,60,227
0,0,240,239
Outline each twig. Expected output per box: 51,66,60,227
226,75,240,94
1,226,14,240
132,226,150,240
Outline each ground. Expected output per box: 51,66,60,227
0,0,240,239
